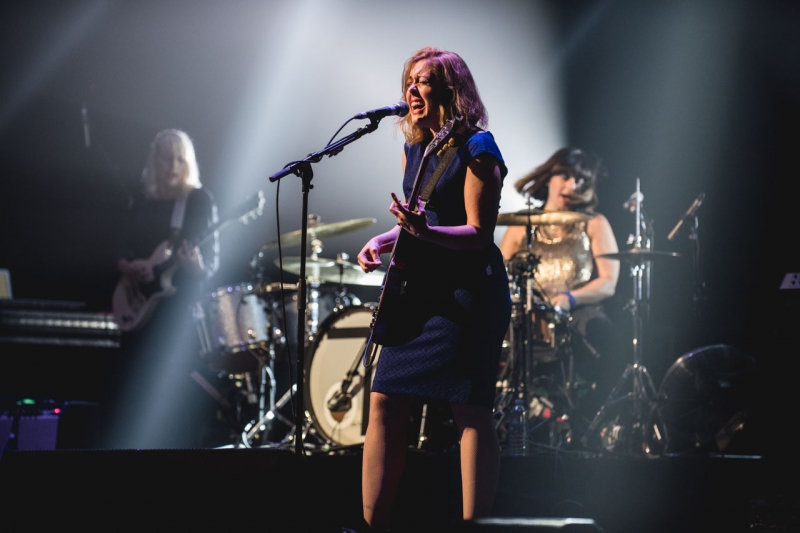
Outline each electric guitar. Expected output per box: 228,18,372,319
363,117,462,365
112,191,265,332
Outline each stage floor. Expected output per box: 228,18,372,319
1,446,795,532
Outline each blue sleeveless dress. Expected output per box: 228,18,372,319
370,131,512,408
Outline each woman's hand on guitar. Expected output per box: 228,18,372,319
358,237,384,273
119,258,154,283
177,240,205,274
390,192,428,239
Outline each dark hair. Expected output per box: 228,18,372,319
514,147,603,213
399,47,487,144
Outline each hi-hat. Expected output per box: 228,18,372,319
260,218,376,250
597,248,681,263
275,256,385,286
496,209,593,226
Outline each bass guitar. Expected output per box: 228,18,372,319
363,116,462,365
112,191,265,332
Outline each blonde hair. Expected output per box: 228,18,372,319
399,47,487,144
141,129,201,199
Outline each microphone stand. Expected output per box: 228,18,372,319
688,214,705,325
667,194,706,341
269,118,382,457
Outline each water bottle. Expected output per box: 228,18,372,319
507,398,529,456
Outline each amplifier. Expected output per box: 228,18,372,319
0,299,119,348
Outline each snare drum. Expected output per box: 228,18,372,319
305,304,378,447
193,282,269,373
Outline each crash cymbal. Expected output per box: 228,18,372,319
496,209,593,226
274,256,385,286
260,218,376,250
597,248,681,263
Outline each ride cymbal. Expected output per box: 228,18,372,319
260,218,377,250
496,210,593,226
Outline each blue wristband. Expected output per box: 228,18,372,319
564,291,577,309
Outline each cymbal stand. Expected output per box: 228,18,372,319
667,192,707,340
514,202,540,405
583,178,658,455
242,382,297,447
495,201,541,449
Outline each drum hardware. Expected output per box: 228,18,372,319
217,268,365,450
582,179,681,455
242,383,296,448
494,201,583,452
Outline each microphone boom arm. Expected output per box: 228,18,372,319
667,192,705,241
269,120,381,182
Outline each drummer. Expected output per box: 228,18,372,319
498,147,620,429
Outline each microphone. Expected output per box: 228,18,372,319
327,376,353,413
81,103,91,149
667,192,705,241
354,101,409,120
622,191,643,212
327,390,352,413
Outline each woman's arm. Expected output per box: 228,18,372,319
499,226,525,261
551,213,619,310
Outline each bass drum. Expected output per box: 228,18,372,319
269,285,361,353
306,304,379,447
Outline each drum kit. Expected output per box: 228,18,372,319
492,179,701,456
191,181,747,457
493,207,596,451
192,215,384,450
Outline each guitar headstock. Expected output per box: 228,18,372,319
422,115,463,160
238,190,266,224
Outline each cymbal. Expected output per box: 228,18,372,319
597,248,681,263
496,210,593,226
274,256,385,286
260,218,377,250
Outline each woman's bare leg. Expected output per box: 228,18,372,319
362,392,414,531
451,403,501,520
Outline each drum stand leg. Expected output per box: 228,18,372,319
416,403,429,449
242,382,296,448
581,257,659,455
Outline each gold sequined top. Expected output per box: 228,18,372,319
511,221,593,300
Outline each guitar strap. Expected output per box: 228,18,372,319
170,194,189,237
418,134,464,209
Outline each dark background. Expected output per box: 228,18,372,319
1,0,797,455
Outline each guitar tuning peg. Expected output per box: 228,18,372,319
436,148,445,157
447,138,455,147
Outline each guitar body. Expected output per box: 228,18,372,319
368,244,410,346
112,240,178,332
111,191,265,332
364,117,462,363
